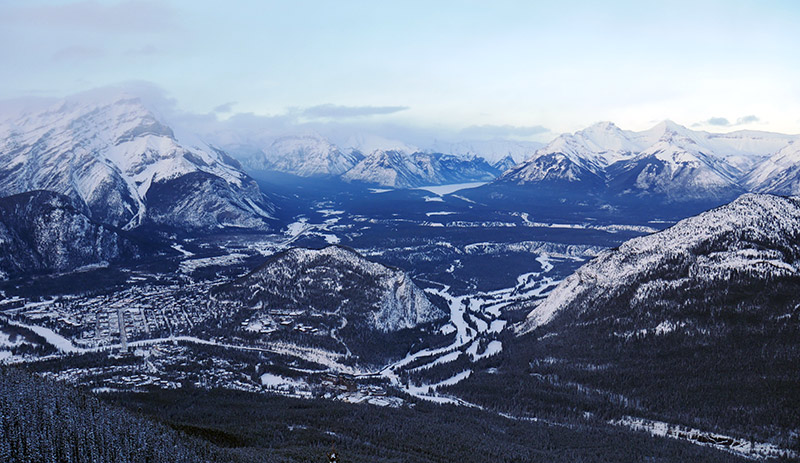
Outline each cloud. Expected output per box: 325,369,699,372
301,104,409,119
0,1,177,33
52,46,105,62
458,124,550,139
736,115,760,125
699,115,761,127
706,117,731,126
213,102,237,113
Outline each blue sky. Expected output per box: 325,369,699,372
1,0,799,141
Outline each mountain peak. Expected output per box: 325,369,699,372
0,89,275,231
585,120,620,132
649,119,689,135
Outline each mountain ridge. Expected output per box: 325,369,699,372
495,120,800,202
0,93,276,232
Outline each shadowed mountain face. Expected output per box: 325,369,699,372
0,94,276,232
0,191,147,279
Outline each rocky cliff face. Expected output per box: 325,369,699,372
0,191,145,279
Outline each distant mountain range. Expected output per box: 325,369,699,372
497,121,800,202
5,88,800,205
230,120,800,199
241,134,517,188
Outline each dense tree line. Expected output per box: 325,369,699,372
0,367,283,463
103,386,750,463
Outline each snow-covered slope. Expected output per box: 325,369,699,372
0,92,275,231
248,134,363,176
518,193,800,334
0,191,144,278
744,141,800,195
217,245,444,332
492,155,518,173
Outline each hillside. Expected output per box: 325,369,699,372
213,246,446,363
448,194,800,456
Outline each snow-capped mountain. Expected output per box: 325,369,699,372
216,246,443,334
519,193,800,334
226,134,525,187
498,122,648,186
247,134,363,177
342,150,498,188
0,92,275,231
341,150,424,188
606,130,745,201
497,120,799,202
0,191,145,279
425,139,543,164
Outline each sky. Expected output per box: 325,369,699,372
1,0,799,143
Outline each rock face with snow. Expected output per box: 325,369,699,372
519,193,800,334
0,191,144,279
217,245,443,332
247,135,363,177
342,150,498,188
0,93,275,232
497,120,799,202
